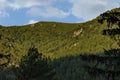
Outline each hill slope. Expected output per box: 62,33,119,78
0,7,120,61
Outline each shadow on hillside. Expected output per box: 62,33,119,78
1,49,120,80
52,49,120,80
0,66,16,80
102,28,120,36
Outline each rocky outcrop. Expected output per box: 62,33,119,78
73,28,83,37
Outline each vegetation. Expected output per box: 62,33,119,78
15,47,56,80
80,8,120,80
0,7,120,80
0,53,11,69
0,7,120,62
0,48,56,80
80,50,120,80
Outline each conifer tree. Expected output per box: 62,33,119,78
81,11,120,80
15,48,56,80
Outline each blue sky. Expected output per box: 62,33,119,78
0,0,120,26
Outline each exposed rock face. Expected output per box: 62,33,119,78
73,28,83,37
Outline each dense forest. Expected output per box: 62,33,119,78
0,7,120,80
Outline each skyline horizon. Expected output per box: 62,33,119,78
0,0,119,26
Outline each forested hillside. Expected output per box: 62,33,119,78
0,7,120,80
0,8,120,62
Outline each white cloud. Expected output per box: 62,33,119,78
0,11,9,17
0,0,10,17
9,0,53,10
0,0,9,9
0,0,69,18
69,0,120,21
27,7,69,18
0,0,119,20
28,20,38,24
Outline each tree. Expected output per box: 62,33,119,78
81,11,120,80
81,50,120,80
98,12,120,28
0,53,11,69
15,48,56,80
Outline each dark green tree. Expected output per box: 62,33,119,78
15,48,56,80
98,11,120,28
81,51,120,80
0,53,11,69
81,11,120,80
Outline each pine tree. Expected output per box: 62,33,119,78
81,50,120,80
81,11,120,80
15,48,56,80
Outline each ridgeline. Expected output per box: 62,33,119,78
0,7,120,62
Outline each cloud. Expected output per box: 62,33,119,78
69,0,120,21
0,0,8,9
0,11,9,17
0,0,10,17
9,0,53,10
0,0,119,21
0,0,69,18
27,7,69,18
28,20,38,24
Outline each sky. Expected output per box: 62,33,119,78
0,0,120,26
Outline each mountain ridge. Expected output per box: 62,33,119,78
0,7,120,62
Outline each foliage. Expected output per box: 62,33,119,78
1,8,120,62
0,67,16,80
80,8,120,80
0,53,11,69
52,55,86,80
80,50,120,80
98,12,120,28
15,48,56,80
0,7,120,80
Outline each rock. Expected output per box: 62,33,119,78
73,28,83,37
74,43,77,46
